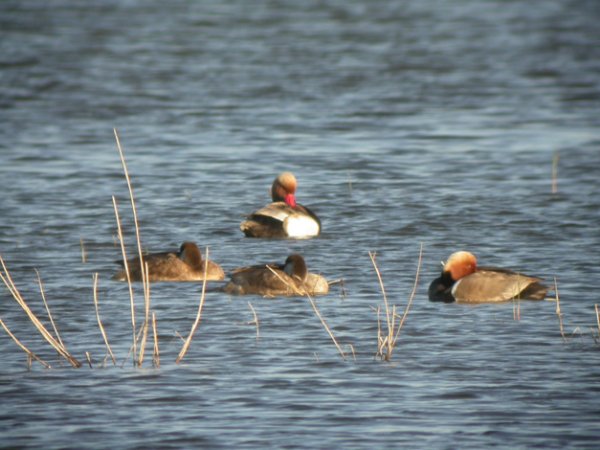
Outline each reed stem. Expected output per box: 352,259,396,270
555,278,566,342
93,274,116,365
35,269,65,350
112,196,137,365
138,262,151,366
152,312,160,367
0,252,81,368
175,248,210,364
0,314,51,369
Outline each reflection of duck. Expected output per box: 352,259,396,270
240,172,321,238
112,242,225,282
220,254,329,296
428,251,552,303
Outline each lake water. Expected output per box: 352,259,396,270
1,0,599,448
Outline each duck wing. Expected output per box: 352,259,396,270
452,271,546,302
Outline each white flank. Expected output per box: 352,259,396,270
285,215,320,238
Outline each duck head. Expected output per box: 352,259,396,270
283,254,308,283
179,242,203,269
271,172,297,207
443,251,477,282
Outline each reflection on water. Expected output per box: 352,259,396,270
1,0,599,448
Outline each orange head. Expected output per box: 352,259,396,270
271,172,297,207
443,251,477,281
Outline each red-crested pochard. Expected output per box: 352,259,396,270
428,251,552,303
240,172,321,238
112,242,225,282
220,254,329,296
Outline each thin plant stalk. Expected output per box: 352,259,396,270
80,237,86,263
0,253,81,368
121,326,145,368
393,244,422,345
371,244,422,361
114,129,147,285
595,305,600,345
346,344,356,362
35,269,65,349
175,248,210,364
512,274,522,321
265,266,346,361
369,251,392,342
328,279,347,300
114,129,149,365
152,313,160,367
138,262,151,366
0,314,51,369
307,292,347,361
112,196,137,364
555,278,566,342
570,327,584,344
248,301,259,342
93,274,116,365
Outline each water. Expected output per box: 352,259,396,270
1,0,600,448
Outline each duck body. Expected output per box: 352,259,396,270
220,254,328,296
112,242,225,282
428,251,551,303
240,173,321,239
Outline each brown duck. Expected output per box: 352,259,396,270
112,242,224,282
220,254,328,296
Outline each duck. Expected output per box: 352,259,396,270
428,251,552,303
240,172,321,238
219,254,329,296
112,242,225,282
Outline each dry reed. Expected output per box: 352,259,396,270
328,279,347,300
591,305,600,345
512,274,522,321
0,252,81,368
152,312,160,367
236,301,260,342
93,273,116,365
346,344,356,362
266,265,347,361
370,243,422,362
35,269,66,351
138,262,151,366
80,237,86,263
175,248,210,364
112,196,137,364
569,327,584,344
114,129,150,366
0,314,51,369
555,278,566,342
